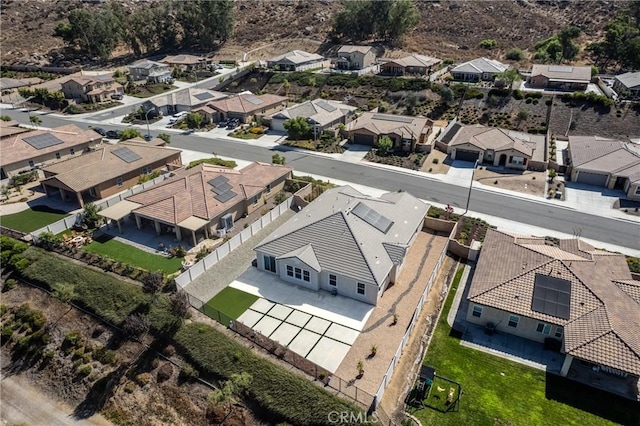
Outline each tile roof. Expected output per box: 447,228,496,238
346,112,432,140
0,77,42,90
568,136,640,179
126,162,291,226
41,142,181,192
338,45,375,55
451,57,508,75
161,54,209,65
383,54,442,69
530,64,591,83
207,93,288,114
449,125,538,158
0,124,102,167
128,59,167,70
615,71,640,89
270,99,357,127
255,186,429,286
469,229,640,375
267,50,325,65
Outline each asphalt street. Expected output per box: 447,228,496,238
3,108,639,250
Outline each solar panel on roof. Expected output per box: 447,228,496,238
214,190,237,203
372,114,413,123
351,202,393,234
111,147,142,163
208,175,229,187
23,134,64,150
316,100,337,112
244,95,264,105
531,273,572,320
211,182,233,194
194,92,214,101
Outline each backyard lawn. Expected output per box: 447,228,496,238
83,234,183,274
205,287,259,320
408,267,639,426
0,206,70,233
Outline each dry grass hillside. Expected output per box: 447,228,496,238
0,0,625,66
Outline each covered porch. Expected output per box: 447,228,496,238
562,355,640,401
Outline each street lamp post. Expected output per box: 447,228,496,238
463,159,479,216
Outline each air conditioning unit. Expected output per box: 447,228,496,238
214,228,226,238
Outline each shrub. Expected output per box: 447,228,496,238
157,363,174,382
3,278,17,292
506,48,525,61
14,303,46,330
94,346,117,365
1,326,13,342
432,158,439,164
122,313,150,337
0,304,6,317
480,39,497,49
77,364,92,376
179,362,199,381
135,372,152,386
512,90,524,100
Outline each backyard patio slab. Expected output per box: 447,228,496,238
269,304,294,321
251,298,276,314
288,329,322,356
269,322,302,347
305,317,331,335
286,310,312,328
253,315,281,337
307,337,352,373
325,323,360,345
237,309,264,328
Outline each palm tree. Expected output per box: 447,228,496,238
29,114,42,128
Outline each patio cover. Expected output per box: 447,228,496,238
178,216,209,231
99,200,142,221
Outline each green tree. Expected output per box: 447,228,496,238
516,109,529,124
83,202,102,228
497,68,520,90
142,272,163,303
506,48,525,61
282,79,291,96
438,85,454,105
29,115,41,128
61,7,124,60
186,112,203,129
120,128,142,141
272,153,286,165
207,372,252,421
157,133,171,144
375,136,393,155
49,91,65,110
557,26,581,61
588,4,640,69
283,116,311,140
332,0,418,43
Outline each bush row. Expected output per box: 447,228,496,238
175,323,363,425
324,74,431,92
186,157,237,169
561,92,614,107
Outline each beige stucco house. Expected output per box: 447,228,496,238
528,64,591,91
202,93,288,124
380,55,441,76
61,74,123,103
335,46,376,70
345,112,433,153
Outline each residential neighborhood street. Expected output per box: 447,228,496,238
1,107,638,252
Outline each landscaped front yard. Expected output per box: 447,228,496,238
408,267,638,426
0,206,70,233
205,286,258,320
83,234,183,274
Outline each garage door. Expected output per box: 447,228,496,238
455,149,480,162
576,171,608,186
353,133,374,145
271,119,287,132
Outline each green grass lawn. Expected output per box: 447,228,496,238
83,234,183,274
408,267,639,426
0,206,70,233
205,287,259,320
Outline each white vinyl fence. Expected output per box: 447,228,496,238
30,174,168,240
175,197,293,289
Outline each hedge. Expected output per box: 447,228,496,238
174,323,364,425
186,157,237,169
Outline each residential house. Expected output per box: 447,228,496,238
99,162,292,246
61,74,123,103
528,64,591,91
160,54,212,72
613,72,640,99
0,124,102,179
380,55,442,76
450,57,508,82
142,88,227,117
344,112,434,152
567,135,640,200
0,77,42,95
266,50,328,72
443,123,546,170
0,120,30,140
254,186,429,305
268,99,357,133
203,93,288,124
128,59,172,83
466,229,640,399
335,45,376,71
41,141,182,207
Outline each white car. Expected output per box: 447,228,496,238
172,111,188,119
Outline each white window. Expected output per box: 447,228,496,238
303,270,310,282
329,274,336,286
511,156,525,166
536,322,551,335
295,267,302,280
555,326,564,339
635,186,640,196
472,305,483,318
116,177,123,187
508,315,519,328
357,283,365,295
55,152,61,160
28,160,35,168
286,265,293,277
266,184,271,194
69,148,75,155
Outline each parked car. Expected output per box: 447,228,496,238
173,111,188,119
182,129,195,135
106,130,121,139
218,120,228,127
110,93,124,100
93,127,106,136
144,134,153,141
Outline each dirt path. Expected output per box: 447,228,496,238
0,373,112,426
377,256,456,422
